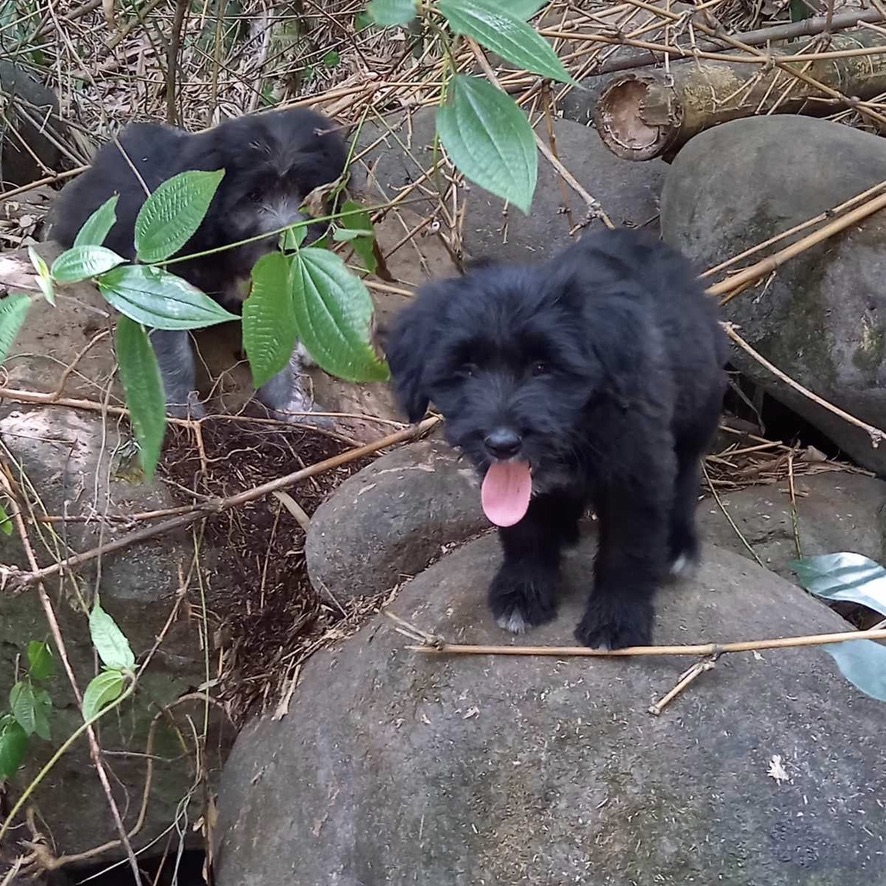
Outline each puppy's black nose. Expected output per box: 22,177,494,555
484,429,522,459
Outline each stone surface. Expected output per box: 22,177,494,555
357,109,666,263
306,438,489,600
0,61,65,186
0,402,236,859
0,246,237,859
698,470,886,579
661,116,886,475
216,537,886,886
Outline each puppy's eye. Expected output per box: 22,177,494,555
457,363,478,378
531,361,549,376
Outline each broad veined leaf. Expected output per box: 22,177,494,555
790,552,886,617
89,600,136,671
509,0,549,19
280,223,308,252
74,195,119,247
9,682,38,736
27,640,54,682
242,252,298,389
334,200,378,274
98,264,238,330
51,245,126,284
289,247,389,383
824,639,886,702
0,716,27,780
28,246,55,305
367,0,417,27
437,0,573,84
134,169,225,263
82,670,126,722
436,75,537,214
0,294,31,364
116,316,167,480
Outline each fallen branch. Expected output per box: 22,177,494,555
402,625,886,657
594,30,886,160
10,416,440,589
587,8,886,75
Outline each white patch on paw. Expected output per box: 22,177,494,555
294,340,318,368
496,612,528,634
562,546,580,559
669,554,697,580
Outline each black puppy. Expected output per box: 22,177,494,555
49,107,348,421
386,228,728,649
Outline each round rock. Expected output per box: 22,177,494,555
217,536,886,885
661,115,886,474
305,438,489,600
357,109,666,263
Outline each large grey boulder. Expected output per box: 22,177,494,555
661,116,886,475
305,438,489,600
216,536,886,885
358,109,666,263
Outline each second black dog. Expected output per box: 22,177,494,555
386,228,728,649
49,107,348,421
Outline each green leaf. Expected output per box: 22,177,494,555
281,224,308,252
28,246,55,305
0,502,12,536
0,716,28,780
116,316,167,480
367,0,417,27
335,200,378,274
824,640,886,702
790,553,886,617
436,75,537,214
89,601,136,671
10,682,37,736
289,247,390,383
0,294,31,365
437,0,573,84
31,688,52,741
82,670,125,722
355,10,374,30
242,252,298,389
51,245,126,284
74,195,119,247
134,169,225,263
98,264,238,330
509,0,548,18
27,641,54,682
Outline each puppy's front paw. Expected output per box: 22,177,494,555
489,567,558,635
574,594,654,650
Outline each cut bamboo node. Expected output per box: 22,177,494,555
594,74,682,161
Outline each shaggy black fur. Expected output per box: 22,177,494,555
49,107,348,420
386,228,729,649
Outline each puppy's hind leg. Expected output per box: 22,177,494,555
668,389,725,579
255,342,332,427
489,492,584,634
148,329,205,419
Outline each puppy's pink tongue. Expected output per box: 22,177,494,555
481,461,532,527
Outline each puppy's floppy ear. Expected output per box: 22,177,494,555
385,281,451,423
